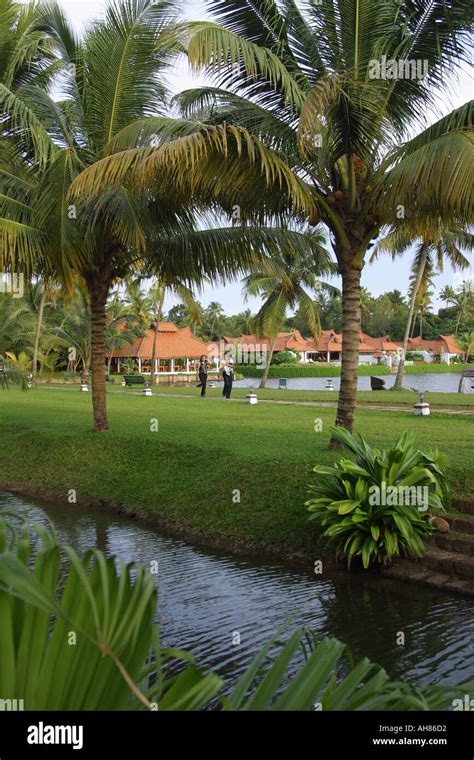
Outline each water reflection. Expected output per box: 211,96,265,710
233,373,469,393
1,493,473,688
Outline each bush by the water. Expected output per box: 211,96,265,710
271,351,300,365
305,427,449,568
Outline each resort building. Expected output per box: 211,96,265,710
221,329,386,364
107,323,464,374
406,335,464,364
106,322,216,375
220,330,314,363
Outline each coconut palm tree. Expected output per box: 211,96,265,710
146,276,202,383
124,280,152,331
23,278,60,386
243,229,336,387
0,0,324,432
50,285,93,377
440,281,474,336
372,226,471,387
235,308,255,335
105,290,143,374
457,331,474,362
0,294,36,356
205,301,225,340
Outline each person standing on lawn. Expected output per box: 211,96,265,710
196,355,209,397
222,356,234,399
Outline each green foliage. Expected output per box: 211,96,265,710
271,350,299,365
0,514,469,711
306,428,449,568
235,364,389,378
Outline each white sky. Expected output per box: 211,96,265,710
54,1,473,314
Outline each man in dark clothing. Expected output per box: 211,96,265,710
196,355,209,396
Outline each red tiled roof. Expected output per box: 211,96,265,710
223,329,376,354
223,331,312,353
360,332,401,352
107,323,210,359
407,335,463,355
439,335,463,354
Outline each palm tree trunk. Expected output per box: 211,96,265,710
32,286,47,387
151,296,165,385
455,309,462,336
331,263,361,445
88,276,110,432
393,243,429,389
259,335,277,389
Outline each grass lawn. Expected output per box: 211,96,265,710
108,383,474,408
0,388,472,559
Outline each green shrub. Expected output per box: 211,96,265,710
305,427,449,568
271,350,299,365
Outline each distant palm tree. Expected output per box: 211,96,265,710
50,287,92,377
24,279,59,386
359,288,373,324
457,331,474,362
205,301,225,340
373,227,471,388
243,230,336,388
412,284,434,340
387,291,405,307
235,308,255,335
124,281,152,331
147,278,202,384
440,281,474,336
0,296,36,357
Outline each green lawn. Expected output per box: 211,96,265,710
0,388,472,559
108,383,474,408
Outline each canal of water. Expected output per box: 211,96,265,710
2,492,473,689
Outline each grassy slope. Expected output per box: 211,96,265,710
0,389,472,558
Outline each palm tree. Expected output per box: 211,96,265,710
457,331,474,362
440,281,474,336
105,290,142,374
50,286,93,377
359,287,373,326
124,280,152,331
243,229,335,388
235,308,255,334
24,278,59,386
147,277,201,384
0,0,322,432
205,301,225,340
87,0,472,442
373,227,471,388
0,295,36,357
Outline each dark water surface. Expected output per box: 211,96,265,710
2,492,473,689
